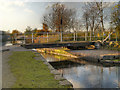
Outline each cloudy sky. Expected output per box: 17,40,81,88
0,0,119,32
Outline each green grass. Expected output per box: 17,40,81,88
111,59,120,61
8,51,69,88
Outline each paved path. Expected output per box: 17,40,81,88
69,50,120,62
2,51,16,88
71,50,120,56
2,45,32,88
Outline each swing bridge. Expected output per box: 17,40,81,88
9,32,116,49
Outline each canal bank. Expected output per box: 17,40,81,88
69,50,120,64
39,50,120,88
2,45,120,88
35,47,120,64
2,45,72,88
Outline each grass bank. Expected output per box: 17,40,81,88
8,51,69,88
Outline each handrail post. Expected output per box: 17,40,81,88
85,32,87,41
61,32,63,42
32,33,33,43
39,37,40,43
90,31,91,41
74,32,75,41
116,32,118,42
15,33,17,44
24,34,25,44
76,32,77,41
47,32,48,43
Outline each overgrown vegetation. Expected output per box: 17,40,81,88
36,48,77,58
102,41,120,51
8,51,69,88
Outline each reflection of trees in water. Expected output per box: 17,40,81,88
60,64,119,88
41,51,120,88
115,67,119,88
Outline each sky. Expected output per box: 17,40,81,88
0,0,119,32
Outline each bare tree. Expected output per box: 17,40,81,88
111,1,120,33
43,3,76,32
83,11,89,34
83,2,109,40
83,2,100,40
96,2,104,33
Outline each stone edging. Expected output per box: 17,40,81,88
32,51,73,88
1,48,9,52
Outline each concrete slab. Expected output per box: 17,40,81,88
34,57,42,60
59,80,72,86
50,70,60,75
54,75,65,80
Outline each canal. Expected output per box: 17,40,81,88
40,52,120,88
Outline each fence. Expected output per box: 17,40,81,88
3,32,119,44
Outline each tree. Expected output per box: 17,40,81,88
111,1,120,33
83,2,109,40
83,2,101,40
96,2,104,33
24,26,32,35
43,3,76,32
83,11,89,34
43,23,48,32
12,30,20,36
95,2,110,39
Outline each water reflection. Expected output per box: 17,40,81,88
41,52,120,88
58,65,119,88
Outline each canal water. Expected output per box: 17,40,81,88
41,52,120,88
